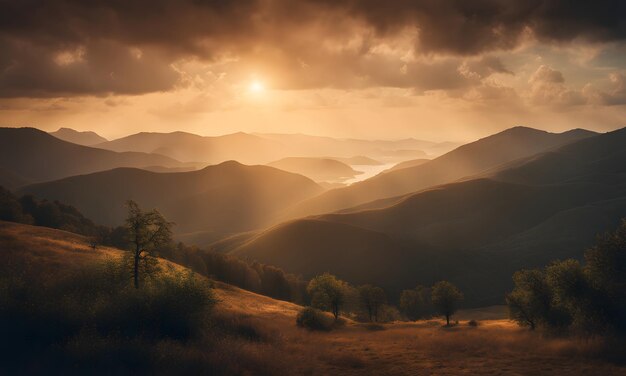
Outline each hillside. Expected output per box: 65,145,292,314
267,157,362,183
384,158,430,173
286,127,597,218
233,219,406,287
0,127,185,183
0,167,30,190
2,221,623,375
19,161,323,243
233,128,626,306
49,127,108,145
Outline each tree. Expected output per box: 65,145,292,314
125,200,173,288
506,268,571,331
400,285,431,321
431,281,463,326
506,269,550,330
583,219,626,334
358,285,386,322
506,219,626,335
307,273,348,320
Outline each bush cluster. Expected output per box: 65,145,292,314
507,219,626,336
0,261,215,373
296,307,334,331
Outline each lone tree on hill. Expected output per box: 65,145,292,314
358,284,386,322
307,273,348,320
431,281,464,326
125,200,173,288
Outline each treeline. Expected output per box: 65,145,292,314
507,219,626,337
0,186,102,236
0,186,308,304
157,242,308,304
297,272,465,330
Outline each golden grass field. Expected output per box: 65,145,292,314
1,220,625,375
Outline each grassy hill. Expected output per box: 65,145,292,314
1,221,623,375
232,128,626,306
0,127,185,184
286,127,597,218
19,161,323,243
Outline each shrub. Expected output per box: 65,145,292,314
507,218,626,335
468,319,479,327
307,273,349,320
0,260,216,373
296,307,333,331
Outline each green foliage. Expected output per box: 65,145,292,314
507,219,626,335
296,307,334,331
307,273,349,320
124,200,173,288
357,284,386,322
400,285,432,321
0,186,308,304
506,268,566,330
376,304,402,323
431,281,464,325
160,242,307,304
0,260,216,374
0,186,103,235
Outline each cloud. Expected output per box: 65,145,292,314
1,0,625,97
527,65,586,106
583,73,626,106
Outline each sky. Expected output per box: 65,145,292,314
0,0,625,142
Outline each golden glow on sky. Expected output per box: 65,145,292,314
249,80,265,94
0,1,625,140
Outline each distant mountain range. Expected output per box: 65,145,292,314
49,127,108,146
0,128,188,185
5,124,624,307
233,127,626,306
93,130,458,165
19,161,323,243
284,127,597,218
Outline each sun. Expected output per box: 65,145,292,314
249,80,265,93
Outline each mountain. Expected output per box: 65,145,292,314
49,127,108,145
257,133,459,160
0,127,185,183
0,167,31,190
19,161,323,242
286,127,598,218
97,131,285,164
99,131,457,166
267,157,362,183
329,156,382,166
233,219,406,287
384,158,430,173
232,127,625,306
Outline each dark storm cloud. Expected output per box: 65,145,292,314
321,0,626,54
0,0,624,96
